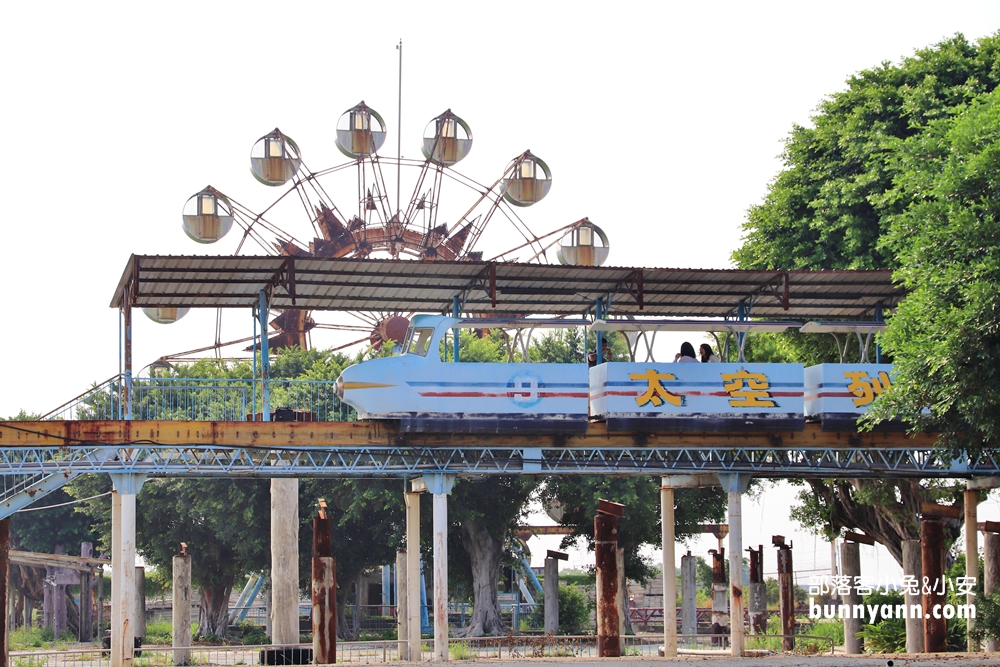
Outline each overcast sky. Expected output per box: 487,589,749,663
4,1,1000,581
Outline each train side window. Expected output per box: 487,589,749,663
407,328,435,357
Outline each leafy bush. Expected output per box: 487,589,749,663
144,620,173,645
804,620,844,646
528,584,592,634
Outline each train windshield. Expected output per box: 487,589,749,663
407,328,435,357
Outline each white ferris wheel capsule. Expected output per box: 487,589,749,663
181,186,234,244
557,220,610,267
422,109,472,166
501,151,552,207
250,128,302,186
336,102,387,159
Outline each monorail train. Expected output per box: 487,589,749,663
334,315,894,434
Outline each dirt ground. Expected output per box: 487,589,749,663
416,654,1000,667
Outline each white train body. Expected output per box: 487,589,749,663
337,316,590,433
336,315,890,434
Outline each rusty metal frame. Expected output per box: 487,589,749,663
0,443,989,480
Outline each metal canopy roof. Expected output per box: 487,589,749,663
111,255,903,319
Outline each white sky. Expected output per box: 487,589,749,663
4,1,1000,581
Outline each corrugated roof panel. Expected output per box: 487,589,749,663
110,256,904,319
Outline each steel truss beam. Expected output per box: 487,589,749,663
0,443,987,479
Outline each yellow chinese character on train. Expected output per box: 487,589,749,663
629,370,683,408
721,369,775,408
844,370,892,407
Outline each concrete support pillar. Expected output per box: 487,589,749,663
270,478,299,645
133,567,145,641
718,473,749,658
405,491,421,662
543,556,558,634
396,550,408,658
424,474,455,662
109,474,145,667
922,519,947,653
680,552,696,643
709,548,728,643
80,543,94,642
842,541,861,654
902,539,924,654
984,531,1000,652
660,483,676,657
966,489,979,651
776,543,794,651
312,512,336,666
172,553,192,666
747,546,766,635
594,513,620,657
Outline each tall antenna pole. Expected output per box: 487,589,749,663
396,39,402,219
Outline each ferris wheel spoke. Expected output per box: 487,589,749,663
171,103,599,362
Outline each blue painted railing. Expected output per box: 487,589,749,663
42,377,356,422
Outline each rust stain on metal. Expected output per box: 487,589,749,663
922,518,947,652
777,544,795,651
312,556,337,665
594,513,621,658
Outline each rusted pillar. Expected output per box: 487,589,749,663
775,537,795,651
1,518,10,667
270,478,299,646
172,547,192,666
595,499,624,657
312,503,336,666
841,540,861,654
922,518,947,652
616,547,626,638
660,482,676,656
984,529,1000,652
680,552,696,643
902,539,924,654
396,550,408,658
405,491,421,662
747,546,766,634
966,489,979,651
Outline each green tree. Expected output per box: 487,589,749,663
734,32,1000,272
69,475,270,638
866,89,1000,458
732,33,1000,565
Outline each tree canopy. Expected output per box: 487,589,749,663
866,87,1000,457
734,32,1000,272
732,32,1000,564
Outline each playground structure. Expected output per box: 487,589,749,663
0,255,995,665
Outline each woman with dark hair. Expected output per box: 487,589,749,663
674,341,698,363
700,343,721,363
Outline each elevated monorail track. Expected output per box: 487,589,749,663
0,420,978,478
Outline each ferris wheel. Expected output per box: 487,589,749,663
145,101,611,358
